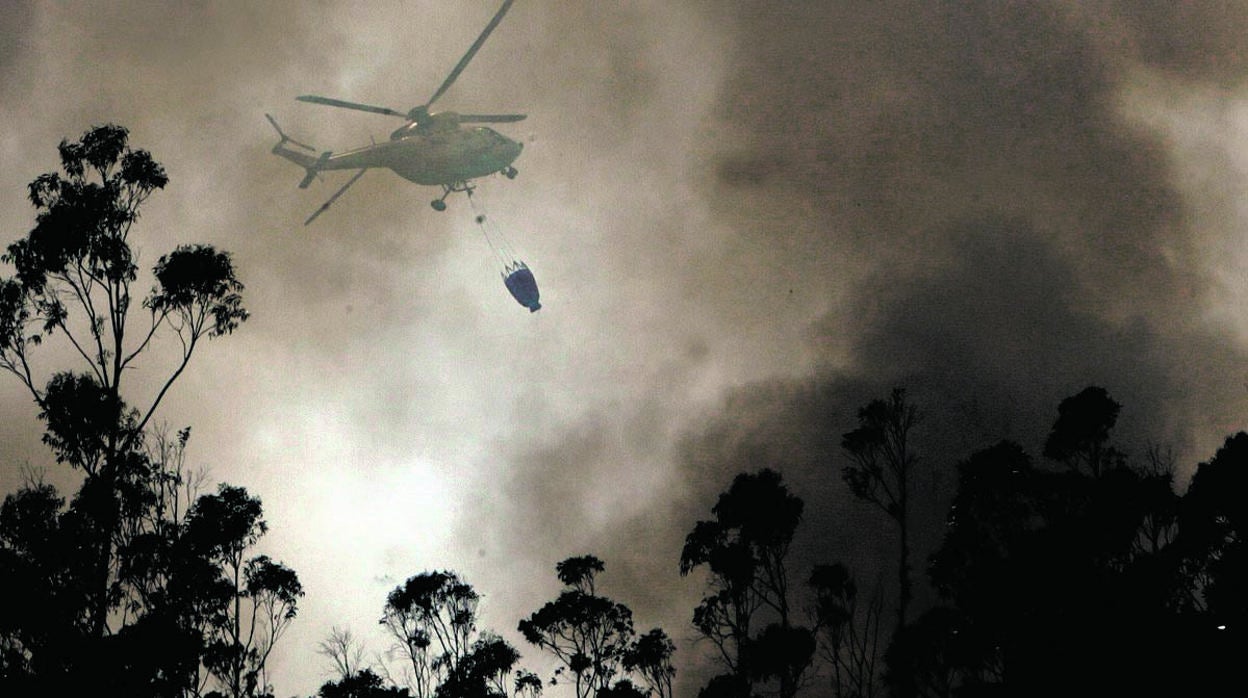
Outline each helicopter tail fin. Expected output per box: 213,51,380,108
265,114,328,186
298,152,332,189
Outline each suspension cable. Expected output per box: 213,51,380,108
468,189,521,274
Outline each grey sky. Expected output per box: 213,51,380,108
2,2,1247,696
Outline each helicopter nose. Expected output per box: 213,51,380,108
494,129,519,148
502,137,522,160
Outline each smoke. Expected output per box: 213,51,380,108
2,2,1248,697
487,1,1248,694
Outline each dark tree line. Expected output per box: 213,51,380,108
889,387,1247,697
314,556,675,698
679,386,1247,697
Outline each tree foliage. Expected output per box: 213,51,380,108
0,125,295,698
1177,433,1248,624
809,562,885,698
1,123,246,438
381,570,481,697
841,388,919,632
520,555,661,698
676,387,1247,697
436,633,543,698
317,669,413,698
372,570,539,698
1042,385,1123,476
622,628,676,698
889,387,1247,696
681,469,812,698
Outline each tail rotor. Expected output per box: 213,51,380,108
265,113,316,152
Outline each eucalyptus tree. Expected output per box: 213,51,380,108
622,628,676,698
436,632,543,698
1042,386,1124,477
0,124,300,697
1176,432,1248,632
680,469,812,698
0,122,247,636
381,570,539,698
318,626,370,684
316,669,413,698
381,570,480,697
840,388,920,633
809,562,885,698
181,485,302,698
896,389,1243,696
519,555,645,698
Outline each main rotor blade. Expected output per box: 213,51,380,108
456,113,527,123
297,95,406,118
425,0,516,109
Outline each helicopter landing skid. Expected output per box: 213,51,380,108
432,181,474,211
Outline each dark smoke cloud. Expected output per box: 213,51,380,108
696,0,1246,456
0,1,37,94
491,2,1248,694
3,2,1248,696
1104,0,1248,86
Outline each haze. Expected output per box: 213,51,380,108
2,2,1247,696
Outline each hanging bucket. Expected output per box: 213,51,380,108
503,262,541,312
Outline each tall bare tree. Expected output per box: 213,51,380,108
809,563,885,698
841,388,920,633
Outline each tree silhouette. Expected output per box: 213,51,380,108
436,632,543,698
1042,386,1123,477
318,626,371,684
891,388,1247,696
840,388,919,634
0,123,246,636
680,469,812,698
556,555,605,595
593,678,648,698
809,562,885,698
0,125,296,697
381,570,481,697
317,669,413,698
377,570,539,698
622,628,676,698
519,555,643,698
1176,432,1248,628
183,485,302,697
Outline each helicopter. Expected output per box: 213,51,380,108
267,0,526,225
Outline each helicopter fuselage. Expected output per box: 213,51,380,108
318,126,522,185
